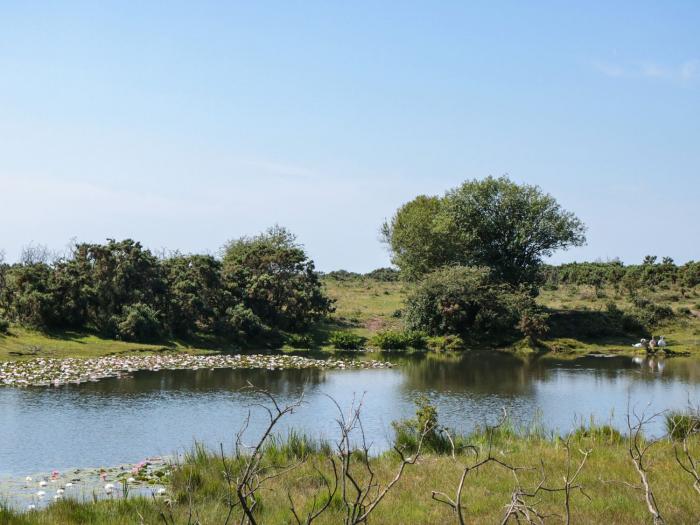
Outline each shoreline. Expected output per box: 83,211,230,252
0,353,393,388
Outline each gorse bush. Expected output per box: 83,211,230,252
0,229,333,343
328,331,365,350
113,303,163,342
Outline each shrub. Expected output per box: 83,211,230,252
286,333,313,348
666,411,700,440
392,396,453,455
113,303,163,342
571,423,622,444
364,267,400,282
629,297,675,329
371,330,426,350
0,317,9,334
517,310,550,343
426,335,465,352
225,304,267,338
328,331,365,350
404,266,519,337
222,226,334,331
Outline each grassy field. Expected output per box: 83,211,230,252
3,429,700,524
321,278,700,355
1,278,699,361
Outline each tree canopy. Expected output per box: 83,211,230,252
382,176,586,285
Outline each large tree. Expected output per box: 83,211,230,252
382,176,586,285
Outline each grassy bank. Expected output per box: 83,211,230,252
1,278,699,362
3,427,699,524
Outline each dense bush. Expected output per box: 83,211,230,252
0,229,333,343
629,297,675,328
224,305,268,339
113,303,163,342
328,331,365,350
222,226,334,331
286,333,314,348
404,266,519,337
0,317,9,334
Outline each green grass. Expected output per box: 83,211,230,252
0,326,225,362
4,431,700,524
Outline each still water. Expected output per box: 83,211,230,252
2,352,700,477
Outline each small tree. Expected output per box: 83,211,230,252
222,226,333,331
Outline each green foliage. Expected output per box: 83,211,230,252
516,309,550,343
392,395,453,455
328,331,365,349
371,329,426,350
404,266,518,337
324,269,363,281
426,334,465,352
0,229,332,344
570,422,623,444
286,333,314,348
224,304,268,339
383,177,586,285
381,195,452,281
544,259,700,295
163,255,228,336
0,317,9,334
364,267,400,282
666,411,700,440
113,303,163,342
222,226,334,331
629,297,675,329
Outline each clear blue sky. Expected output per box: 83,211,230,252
1,1,698,271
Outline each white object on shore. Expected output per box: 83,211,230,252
658,336,667,347
104,483,115,494
157,487,167,495
25,476,32,482
39,480,47,487
65,482,73,488
37,491,45,498
127,477,136,483
56,488,65,495
53,494,62,501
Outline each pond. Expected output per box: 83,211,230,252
2,352,700,478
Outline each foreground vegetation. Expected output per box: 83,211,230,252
3,396,700,524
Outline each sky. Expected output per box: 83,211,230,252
0,1,698,272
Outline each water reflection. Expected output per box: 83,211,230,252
2,352,700,477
